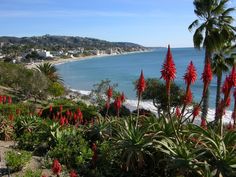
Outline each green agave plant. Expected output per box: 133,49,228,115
154,133,208,177
85,116,114,142
192,125,236,177
113,116,161,174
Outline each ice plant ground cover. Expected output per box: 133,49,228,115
0,46,236,177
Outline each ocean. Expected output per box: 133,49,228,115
56,48,232,110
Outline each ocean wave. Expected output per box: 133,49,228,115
72,89,232,124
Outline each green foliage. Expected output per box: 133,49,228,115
17,169,42,177
25,51,42,61
0,62,49,101
89,79,118,108
36,62,63,83
5,150,32,172
15,116,56,155
85,116,113,142
0,117,14,141
0,35,144,53
47,127,93,169
0,103,32,116
100,102,131,117
48,82,65,97
113,116,158,174
42,100,98,122
141,78,185,113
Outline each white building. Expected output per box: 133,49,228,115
38,50,53,58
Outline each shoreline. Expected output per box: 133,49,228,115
69,89,233,124
25,49,150,69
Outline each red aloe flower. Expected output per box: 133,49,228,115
184,89,192,105
41,175,47,177
225,97,231,107
137,70,146,96
193,106,200,118
66,109,70,117
49,105,53,112
222,76,230,96
121,92,125,103
201,60,212,95
77,108,83,122
114,96,122,116
8,96,12,104
175,107,181,118
0,96,2,104
9,114,14,121
161,45,176,92
60,116,66,126
200,118,207,129
107,86,113,100
73,113,78,122
59,105,63,112
184,61,197,86
3,95,6,103
51,159,62,175
70,170,78,177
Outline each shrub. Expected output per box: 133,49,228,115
15,116,55,155
5,150,32,172
0,117,14,141
100,103,131,117
42,100,98,122
47,127,93,169
17,169,42,177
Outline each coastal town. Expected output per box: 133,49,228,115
0,35,147,64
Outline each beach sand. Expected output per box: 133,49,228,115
25,50,148,69
25,54,111,69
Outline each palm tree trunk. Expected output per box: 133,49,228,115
201,89,209,119
215,73,222,122
201,49,211,120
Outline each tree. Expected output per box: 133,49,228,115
189,0,236,120
141,78,185,117
36,62,63,83
212,43,235,121
48,82,65,97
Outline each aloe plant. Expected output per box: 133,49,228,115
113,116,160,174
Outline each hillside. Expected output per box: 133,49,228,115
0,35,146,50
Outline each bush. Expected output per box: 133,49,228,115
42,100,98,122
100,103,131,117
15,116,55,155
0,103,32,117
17,169,42,177
47,127,93,169
0,117,14,141
5,150,32,172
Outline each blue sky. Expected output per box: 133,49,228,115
0,0,235,47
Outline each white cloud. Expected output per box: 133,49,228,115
0,10,139,18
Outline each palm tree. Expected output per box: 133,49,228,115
212,43,235,121
188,0,235,120
36,62,63,83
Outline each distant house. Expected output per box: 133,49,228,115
38,50,53,58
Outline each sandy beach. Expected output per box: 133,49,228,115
25,50,148,69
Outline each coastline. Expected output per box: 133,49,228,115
25,50,150,69
70,89,233,124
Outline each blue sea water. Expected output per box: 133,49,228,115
56,48,230,109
